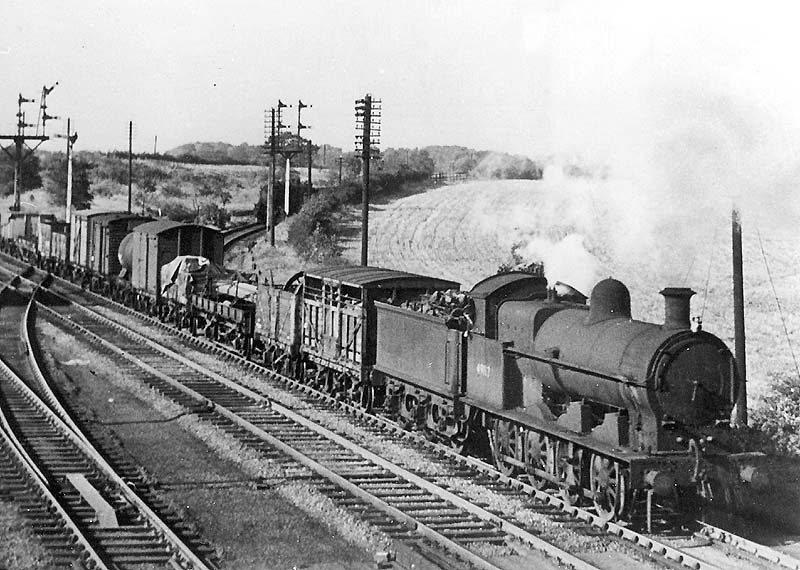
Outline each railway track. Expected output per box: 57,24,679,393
221,221,263,251
3,256,799,570
32,284,583,570
0,271,219,570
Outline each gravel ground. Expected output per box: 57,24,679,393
37,319,379,570
0,502,55,570
86,300,663,567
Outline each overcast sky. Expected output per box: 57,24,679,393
2,0,800,165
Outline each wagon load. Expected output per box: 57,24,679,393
211,271,258,303
160,255,224,303
400,289,476,331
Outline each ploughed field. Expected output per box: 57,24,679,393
334,178,800,409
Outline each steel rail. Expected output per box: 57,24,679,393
0,355,111,570
13,299,216,570
222,221,263,250
21,285,92,441
65,288,725,570
5,257,789,570
697,522,800,570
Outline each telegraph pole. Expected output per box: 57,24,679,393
0,84,59,212
307,139,313,195
265,107,277,246
127,121,133,213
732,205,747,426
355,94,381,266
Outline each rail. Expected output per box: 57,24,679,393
12,284,217,570
36,289,604,570
222,221,263,250
6,256,798,570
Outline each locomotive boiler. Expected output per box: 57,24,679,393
506,278,737,453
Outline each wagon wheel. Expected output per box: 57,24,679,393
524,431,553,489
398,393,419,430
294,359,307,382
590,454,629,521
490,419,519,477
449,416,470,454
555,442,583,505
280,356,294,378
353,382,373,411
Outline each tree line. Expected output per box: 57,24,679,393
0,152,94,209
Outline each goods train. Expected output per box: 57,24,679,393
0,209,768,524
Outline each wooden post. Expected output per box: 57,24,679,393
127,121,133,213
65,118,73,221
732,205,747,427
284,157,291,215
361,95,371,267
307,138,312,196
268,108,276,246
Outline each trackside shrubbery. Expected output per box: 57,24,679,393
750,372,800,455
286,183,360,263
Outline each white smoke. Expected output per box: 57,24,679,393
519,1,800,283
516,233,599,296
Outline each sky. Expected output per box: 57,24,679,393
2,0,800,168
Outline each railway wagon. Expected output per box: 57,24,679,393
38,217,70,271
71,211,151,275
1,213,55,261
160,258,257,355
118,220,223,296
255,277,300,362
1,212,54,241
263,266,459,404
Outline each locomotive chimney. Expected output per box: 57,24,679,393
660,287,695,329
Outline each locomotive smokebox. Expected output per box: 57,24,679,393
660,287,695,329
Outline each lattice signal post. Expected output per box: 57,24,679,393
0,84,59,212
355,94,381,266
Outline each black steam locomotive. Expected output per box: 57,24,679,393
0,210,766,522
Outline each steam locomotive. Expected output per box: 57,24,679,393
0,209,767,523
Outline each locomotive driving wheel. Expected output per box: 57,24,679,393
589,454,629,521
524,431,553,489
555,441,583,505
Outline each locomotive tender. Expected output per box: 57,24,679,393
0,209,766,522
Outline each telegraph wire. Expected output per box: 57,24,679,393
756,224,800,381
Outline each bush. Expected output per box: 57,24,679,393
751,372,800,455
287,217,343,263
285,186,354,262
157,200,195,222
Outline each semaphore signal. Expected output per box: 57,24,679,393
0,82,59,212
